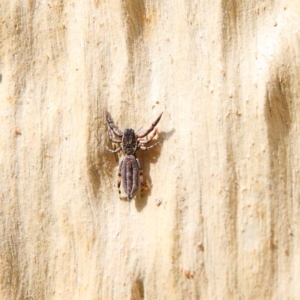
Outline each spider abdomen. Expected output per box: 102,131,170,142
121,155,139,199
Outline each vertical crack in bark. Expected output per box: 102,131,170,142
265,73,291,293
121,0,150,104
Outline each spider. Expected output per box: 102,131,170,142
105,109,163,200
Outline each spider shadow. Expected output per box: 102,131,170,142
134,128,175,212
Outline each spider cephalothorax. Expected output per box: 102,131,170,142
105,110,163,200
122,128,137,155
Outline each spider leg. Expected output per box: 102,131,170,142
136,158,148,191
107,128,122,143
118,159,124,196
137,128,157,145
136,112,163,138
139,141,160,151
106,146,122,153
106,109,124,137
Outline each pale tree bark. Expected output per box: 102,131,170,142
1,0,300,299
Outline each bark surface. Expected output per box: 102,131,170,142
1,0,300,299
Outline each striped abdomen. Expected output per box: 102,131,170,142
121,155,139,199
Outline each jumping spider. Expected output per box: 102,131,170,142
105,110,163,200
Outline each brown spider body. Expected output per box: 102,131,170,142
105,110,163,200
121,155,139,198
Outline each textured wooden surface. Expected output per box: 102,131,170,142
1,0,300,299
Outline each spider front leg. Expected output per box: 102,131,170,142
107,128,122,143
105,110,124,137
137,128,157,145
136,112,163,138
